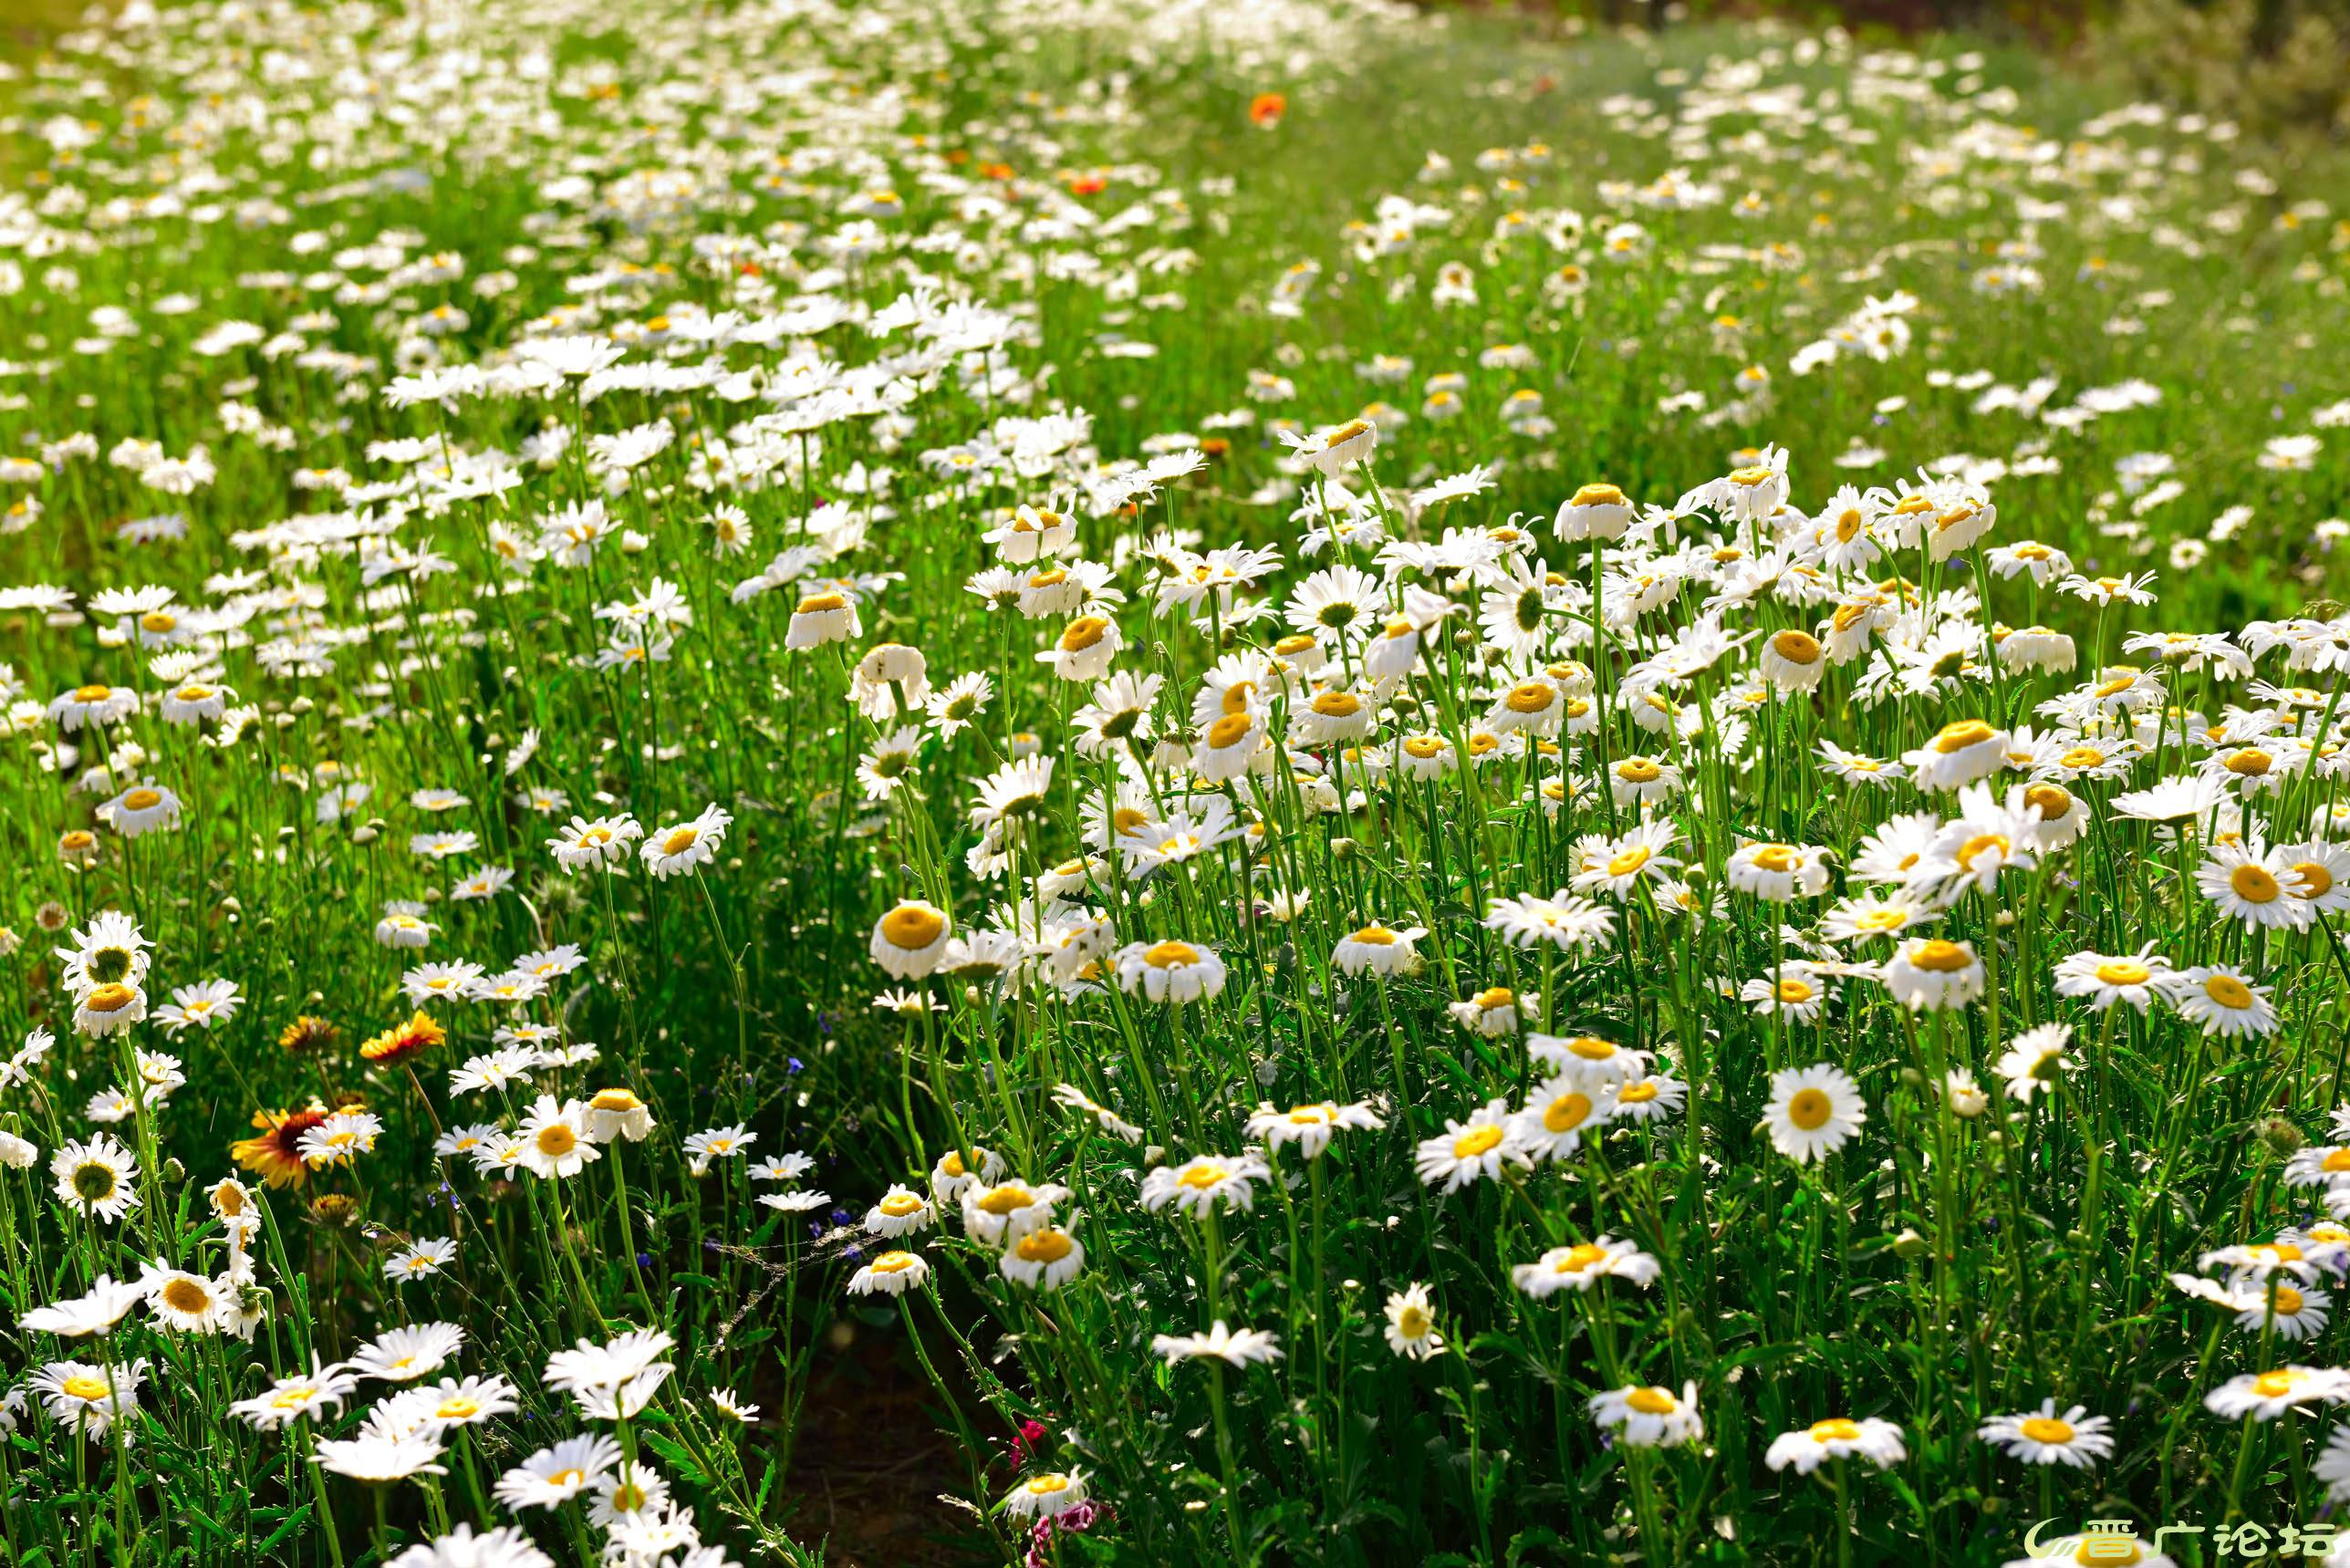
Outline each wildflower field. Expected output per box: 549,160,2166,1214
5,0,2350,1563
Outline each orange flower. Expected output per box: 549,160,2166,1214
233,1106,329,1189
312,1194,361,1227
278,1014,339,1056
359,1010,446,1067
1249,92,1286,129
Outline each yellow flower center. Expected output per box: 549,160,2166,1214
2199,972,2255,1011
1749,845,1798,873
1932,720,1994,753
1505,682,1555,714
1016,1229,1074,1262
121,788,162,812
2231,865,2282,904
1452,1125,1505,1160
61,1375,110,1402
975,1185,1035,1215
536,1124,577,1158
1570,483,1625,508
2294,862,2334,899
1143,940,1201,969
2020,1416,2074,1444
795,592,847,615
1908,940,1972,973
660,826,700,856
2253,1370,2300,1398
161,1278,212,1315
1543,1093,1593,1133
880,905,946,950
2025,784,2074,820
1059,617,1108,652
879,1192,925,1217
872,1251,917,1272
1772,630,1822,664
1959,833,2008,869
1786,1088,1834,1131
1207,713,1254,749
1607,846,1652,877
1625,1386,1679,1415
2095,960,2151,987
1809,1418,1861,1443
84,982,136,1013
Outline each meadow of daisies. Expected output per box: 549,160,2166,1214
5,0,2350,1563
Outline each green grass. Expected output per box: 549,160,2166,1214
0,2,2346,1566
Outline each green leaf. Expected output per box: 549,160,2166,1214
258,1503,313,1555
639,1430,713,1488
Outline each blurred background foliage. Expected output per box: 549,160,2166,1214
0,0,86,51
1443,0,2350,140
7,0,2350,141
